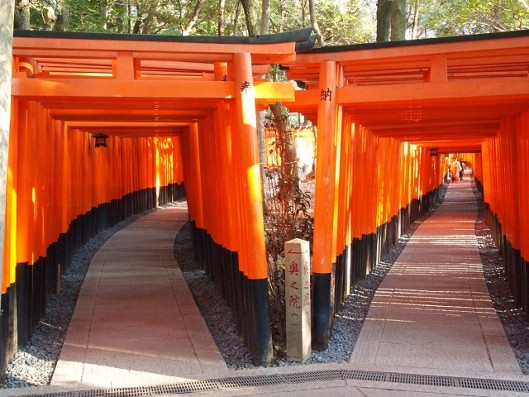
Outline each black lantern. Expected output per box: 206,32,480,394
93,133,109,148
429,147,438,157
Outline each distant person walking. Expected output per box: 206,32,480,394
459,158,465,181
451,157,462,183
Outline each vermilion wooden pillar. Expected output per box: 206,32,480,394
232,52,272,365
183,122,205,264
312,60,338,350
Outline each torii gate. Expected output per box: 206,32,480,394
282,29,529,347
2,22,313,374
4,0,529,381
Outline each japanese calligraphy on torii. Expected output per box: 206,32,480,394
320,88,332,101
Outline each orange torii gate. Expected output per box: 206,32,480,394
4,20,529,382
281,30,529,348
2,28,313,373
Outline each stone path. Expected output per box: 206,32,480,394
349,181,521,378
51,207,228,389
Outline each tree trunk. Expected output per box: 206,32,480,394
411,0,420,39
142,0,160,34
182,0,206,35
14,0,30,30
376,0,391,42
390,0,407,41
218,0,225,35
240,0,256,36
270,103,296,179
257,0,270,212
308,0,325,46
378,0,408,42
115,0,128,33
43,6,57,31
233,0,240,34
53,0,69,31
260,0,270,35
0,1,15,361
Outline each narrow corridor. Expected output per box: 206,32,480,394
350,181,521,377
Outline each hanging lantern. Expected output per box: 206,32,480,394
93,133,109,148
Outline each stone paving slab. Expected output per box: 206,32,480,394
51,207,228,389
349,181,522,378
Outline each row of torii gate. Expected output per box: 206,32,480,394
2,1,529,377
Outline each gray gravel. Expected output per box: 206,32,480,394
472,185,529,374
174,205,426,369
3,184,529,389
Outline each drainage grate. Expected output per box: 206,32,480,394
106,387,150,396
458,377,529,393
13,369,529,396
283,369,341,383
217,374,284,388
343,369,387,382
387,372,456,387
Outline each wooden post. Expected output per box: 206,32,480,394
312,60,337,350
285,238,311,362
232,52,272,365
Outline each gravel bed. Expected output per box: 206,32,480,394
3,183,529,388
174,201,436,369
472,184,529,374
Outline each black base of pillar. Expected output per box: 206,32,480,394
249,279,272,365
312,272,331,351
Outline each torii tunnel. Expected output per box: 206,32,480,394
3,25,529,377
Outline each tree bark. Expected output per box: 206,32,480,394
43,6,57,31
240,0,256,36
378,0,408,42
142,0,160,34
53,0,69,32
390,0,407,41
182,0,206,35
376,0,391,42
411,0,419,39
260,0,270,35
308,0,325,46
14,0,30,30
0,0,15,352
233,0,240,34
218,0,225,35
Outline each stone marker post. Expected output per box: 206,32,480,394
285,238,311,362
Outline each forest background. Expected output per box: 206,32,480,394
13,0,529,45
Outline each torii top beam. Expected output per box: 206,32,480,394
283,29,529,153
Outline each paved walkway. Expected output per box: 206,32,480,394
3,181,528,397
350,181,521,377
51,206,228,389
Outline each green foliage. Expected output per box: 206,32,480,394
413,0,529,38
16,0,529,41
265,0,307,33
317,0,376,45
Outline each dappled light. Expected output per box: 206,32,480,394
5,17,529,393
369,287,497,317
349,182,519,377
